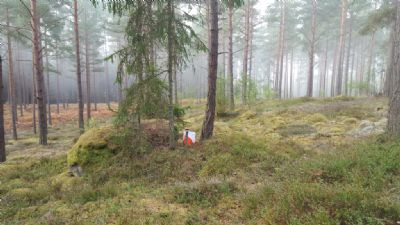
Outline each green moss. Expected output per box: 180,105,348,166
343,117,358,125
305,113,328,123
276,124,317,137
67,127,113,166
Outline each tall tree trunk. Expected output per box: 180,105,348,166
227,2,234,111
275,1,284,96
290,49,294,98
349,42,356,96
367,32,376,96
307,0,317,97
320,39,329,97
45,41,52,126
331,40,339,97
84,10,91,121
388,0,400,136
17,47,24,118
278,1,286,99
242,0,250,104
284,53,289,99
6,8,17,140
167,0,176,149
201,0,218,140
275,1,285,99
93,70,97,111
248,6,254,101
32,51,37,134
335,0,348,96
56,54,60,114
344,14,353,96
104,35,111,108
0,56,6,162
31,0,47,145
74,0,84,133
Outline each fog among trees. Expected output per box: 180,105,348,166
1,0,400,224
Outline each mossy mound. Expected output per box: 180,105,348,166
305,113,328,123
67,126,114,166
50,172,83,192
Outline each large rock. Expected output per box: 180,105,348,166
348,119,386,137
67,126,113,167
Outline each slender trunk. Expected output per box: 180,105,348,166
56,54,60,114
388,0,400,136
45,40,52,126
278,2,286,99
360,41,366,95
335,0,347,95
284,54,289,99
290,49,294,98
32,51,37,134
201,0,218,140
331,40,339,97
173,56,178,104
307,0,317,97
104,35,111,108
84,10,91,121
0,56,5,162
93,70,97,111
228,3,234,111
344,14,353,95
242,0,250,104
17,49,24,117
167,0,176,149
6,8,17,140
275,1,284,96
74,0,84,132
367,32,376,95
31,0,47,145
248,7,254,101
349,43,356,96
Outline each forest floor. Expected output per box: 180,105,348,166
1,97,399,225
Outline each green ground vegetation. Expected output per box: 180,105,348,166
0,97,398,225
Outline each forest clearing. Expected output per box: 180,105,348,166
1,0,400,224
1,97,399,224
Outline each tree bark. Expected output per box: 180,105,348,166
242,0,250,104
290,49,294,98
284,53,289,99
31,0,47,145
167,0,176,149
45,40,52,126
56,54,60,114
344,14,353,96
6,8,17,140
201,0,218,140
84,10,91,121
331,40,339,97
335,0,347,96
227,2,234,111
103,34,111,108
275,1,285,99
388,0,400,136
306,0,317,97
32,50,37,134
74,0,85,133
0,56,6,162
367,32,376,95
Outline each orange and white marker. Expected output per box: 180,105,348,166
183,129,196,146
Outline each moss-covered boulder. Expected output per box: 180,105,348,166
67,127,113,166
